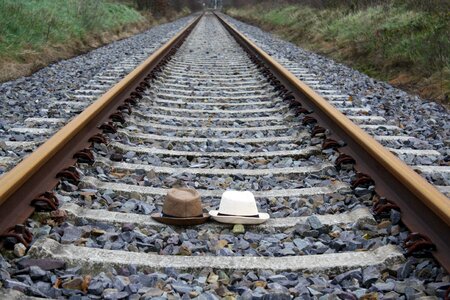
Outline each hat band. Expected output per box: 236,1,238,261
162,212,203,218
218,212,259,218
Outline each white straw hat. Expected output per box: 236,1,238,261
209,191,270,224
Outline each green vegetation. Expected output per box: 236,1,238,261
0,0,197,82
0,0,144,61
226,2,449,102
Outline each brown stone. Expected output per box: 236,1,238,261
377,220,391,229
207,272,219,284
81,275,92,293
91,228,106,236
214,240,228,250
178,245,192,256
254,281,267,288
189,291,200,298
50,209,68,223
215,285,229,297
329,231,341,238
62,277,83,290
359,292,378,300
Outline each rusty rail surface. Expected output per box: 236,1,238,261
0,15,201,240
215,13,450,271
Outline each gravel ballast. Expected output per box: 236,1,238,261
0,15,194,148
223,15,449,161
0,13,448,300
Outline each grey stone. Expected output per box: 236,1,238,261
61,226,83,244
104,290,129,300
141,288,164,298
171,281,192,294
246,272,259,281
268,275,288,283
113,275,130,291
88,280,104,295
332,268,362,284
244,232,262,242
138,274,157,287
425,282,450,296
261,293,291,300
0,267,10,281
381,291,400,300
374,281,395,292
35,281,52,295
293,238,309,251
362,266,380,287
0,256,10,269
398,258,415,279
29,265,46,279
4,279,30,293
306,215,324,230
390,210,401,225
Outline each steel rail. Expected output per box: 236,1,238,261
215,13,450,271
0,15,201,234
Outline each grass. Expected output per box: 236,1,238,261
0,0,143,61
227,3,449,103
0,0,190,82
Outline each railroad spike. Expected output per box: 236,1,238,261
124,97,137,105
297,107,312,115
283,94,295,102
135,86,145,93
335,153,356,169
311,125,326,137
56,167,81,185
30,191,59,211
372,199,400,216
351,173,375,189
404,232,436,257
0,225,33,249
271,79,281,86
322,138,343,150
88,133,108,145
99,122,117,134
117,104,132,114
73,148,95,164
139,82,150,89
130,91,142,100
109,112,126,124
288,102,301,109
302,116,317,125
145,74,156,81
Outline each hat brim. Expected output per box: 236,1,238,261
209,210,270,225
151,213,210,226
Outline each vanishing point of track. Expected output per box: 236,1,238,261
0,12,449,294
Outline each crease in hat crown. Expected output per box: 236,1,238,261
218,191,258,216
163,188,202,218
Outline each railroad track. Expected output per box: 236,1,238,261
0,12,449,299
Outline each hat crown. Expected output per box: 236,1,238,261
162,188,202,218
218,191,258,216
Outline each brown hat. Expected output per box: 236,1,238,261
151,188,209,225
